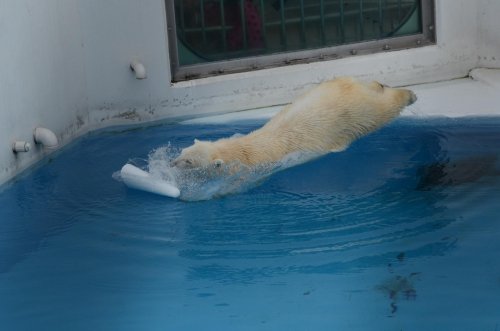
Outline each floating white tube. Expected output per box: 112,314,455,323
120,164,180,198
34,127,59,149
130,60,147,79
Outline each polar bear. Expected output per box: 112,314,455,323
173,77,417,169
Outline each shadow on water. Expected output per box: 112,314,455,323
417,155,499,190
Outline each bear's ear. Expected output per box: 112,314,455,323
213,159,224,168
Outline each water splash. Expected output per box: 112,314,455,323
115,144,322,201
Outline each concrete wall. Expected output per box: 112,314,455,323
478,0,500,69
0,0,494,186
0,0,88,186
79,0,481,128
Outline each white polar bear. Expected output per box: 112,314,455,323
173,77,417,169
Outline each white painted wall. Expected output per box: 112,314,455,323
478,0,500,69
0,0,88,186
79,0,481,128
0,0,497,186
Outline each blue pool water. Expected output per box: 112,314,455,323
1,117,500,330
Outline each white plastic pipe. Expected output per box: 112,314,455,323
12,141,31,153
130,60,147,79
120,164,180,198
33,127,59,149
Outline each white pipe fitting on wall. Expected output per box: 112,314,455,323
12,141,31,153
33,127,59,149
130,60,147,79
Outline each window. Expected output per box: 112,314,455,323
166,0,435,81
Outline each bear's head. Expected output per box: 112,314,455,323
364,79,417,106
172,139,224,169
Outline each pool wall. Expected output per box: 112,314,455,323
1,0,500,186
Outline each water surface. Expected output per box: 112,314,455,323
0,117,499,330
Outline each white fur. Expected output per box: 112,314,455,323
173,77,417,169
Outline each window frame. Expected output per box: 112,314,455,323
166,0,435,82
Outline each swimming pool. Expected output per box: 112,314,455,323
1,117,499,330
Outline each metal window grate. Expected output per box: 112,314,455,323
166,0,435,81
